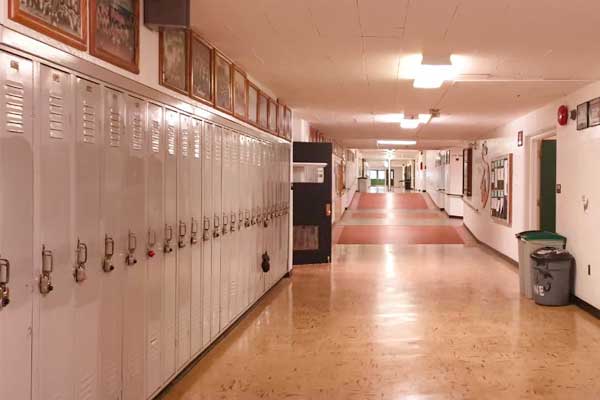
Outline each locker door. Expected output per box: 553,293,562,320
0,52,34,400
211,126,222,337
219,129,230,330
176,114,192,369
253,139,264,300
190,118,203,356
163,109,178,381
73,77,103,400
239,135,250,310
100,87,126,400
145,102,165,398
36,65,76,400
122,96,147,400
201,122,213,347
229,131,240,320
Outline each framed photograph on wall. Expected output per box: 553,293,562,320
577,102,589,131
232,66,247,120
268,98,277,133
284,106,292,140
159,29,189,95
258,91,269,130
247,82,259,126
9,0,87,50
490,153,513,226
277,102,285,135
189,33,213,105
214,51,233,113
589,98,600,127
90,0,139,73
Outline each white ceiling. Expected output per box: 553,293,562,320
190,0,598,148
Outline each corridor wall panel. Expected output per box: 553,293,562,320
0,45,291,400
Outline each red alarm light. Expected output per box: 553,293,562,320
557,105,569,126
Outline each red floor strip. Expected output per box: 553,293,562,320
336,225,464,245
355,193,429,210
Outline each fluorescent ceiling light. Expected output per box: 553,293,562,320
418,113,432,123
377,140,417,146
375,113,405,123
400,118,420,129
413,56,456,89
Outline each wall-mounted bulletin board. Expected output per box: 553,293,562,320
490,153,513,226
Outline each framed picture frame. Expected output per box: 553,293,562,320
247,81,259,126
258,91,269,130
284,106,292,140
9,0,88,50
277,102,285,136
90,0,139,73
577,102,589,131
189,32,213,106
159,29,189,95
267,98,277,133
232,66,247,120
214,51,233,113
589,98,600,127
490,154,513,227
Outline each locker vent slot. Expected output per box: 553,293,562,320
109,108,122,147
48,92,64,139
5,80,25,134
82,101,97,144
150,120,161,153
167,123,176,155
181,125,189,157
193,124,201,159
131,111,144,151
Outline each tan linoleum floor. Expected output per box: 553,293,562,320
161,243,600,400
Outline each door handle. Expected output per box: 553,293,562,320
325,203,332,217
0,258,10,309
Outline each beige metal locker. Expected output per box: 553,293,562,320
163,109,178,382
201,122,213,347
189,117,203,356
176,113,192,370
239,134,251,310
100,86,127,400
228,130,241,320
145,102,165,398
211,126,223,337
0,51,34,400
219,128,231,330
36,65,76,400
122,95,147,400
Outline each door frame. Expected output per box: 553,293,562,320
527,130,557,230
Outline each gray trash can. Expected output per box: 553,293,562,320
515,231,566,299
530,247,574,306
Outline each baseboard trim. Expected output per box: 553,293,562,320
448,215,463,220
573,297,600,319
462,224,518,267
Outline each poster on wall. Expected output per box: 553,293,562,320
9,0,88,49
490,153,513,226
232,66,247,120
214,51,233,113
190,33,213,105
90,0,139,73
159,29,189,94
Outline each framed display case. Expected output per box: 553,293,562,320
189,32,213,105
159,28,189,95
214,50,233,113
490,153,513,226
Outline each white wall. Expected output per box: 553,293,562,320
444,149,464,217
415,152,427,192
425,150,444,209
292,117,310,142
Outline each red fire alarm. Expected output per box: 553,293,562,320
557,105,569,126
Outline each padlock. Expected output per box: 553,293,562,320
74,265,87,283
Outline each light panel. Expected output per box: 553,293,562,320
377,140,417,146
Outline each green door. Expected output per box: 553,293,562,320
540,140,557,232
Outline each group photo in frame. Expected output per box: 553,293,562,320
247,82,259,126
189,32,214,105
258,91,269,129
232,66,247,120
214,51,233,113
588,98,600,127
90,0,140,73
577,102,589,131
159,28,189,95
268,98,277,133
9,0,88,50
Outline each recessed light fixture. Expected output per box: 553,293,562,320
375,113,405,123
418,113,432,123
413,55,456,89
377,140,417,146
400,118,420,129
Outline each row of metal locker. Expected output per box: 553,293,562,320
0,49,291,400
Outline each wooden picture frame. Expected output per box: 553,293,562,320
258,91,269,130
247,81,259,126
276,102,285,136
159,29,189,95
490,153,513,226
284,106,292,140
214,50,233,113
90,0,140,73
267,98,277,133
232,66,247,120
9,0,88,50
577,102,589,131
589,98,600,127
189,32,213,106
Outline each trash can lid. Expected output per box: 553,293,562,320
516,230,567,242
531,247,573,262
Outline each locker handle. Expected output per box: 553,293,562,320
103,235,115,272
213,215,220,238
147,228,157,248
126,231,138,266
178,221,187,248
190,218,199,245
164,225,174,254
0,258,9,308
245,211,251,228
75,239,88,283
230,213,236,232
203,217,211,242
40,246,54,295
222,214,228,235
